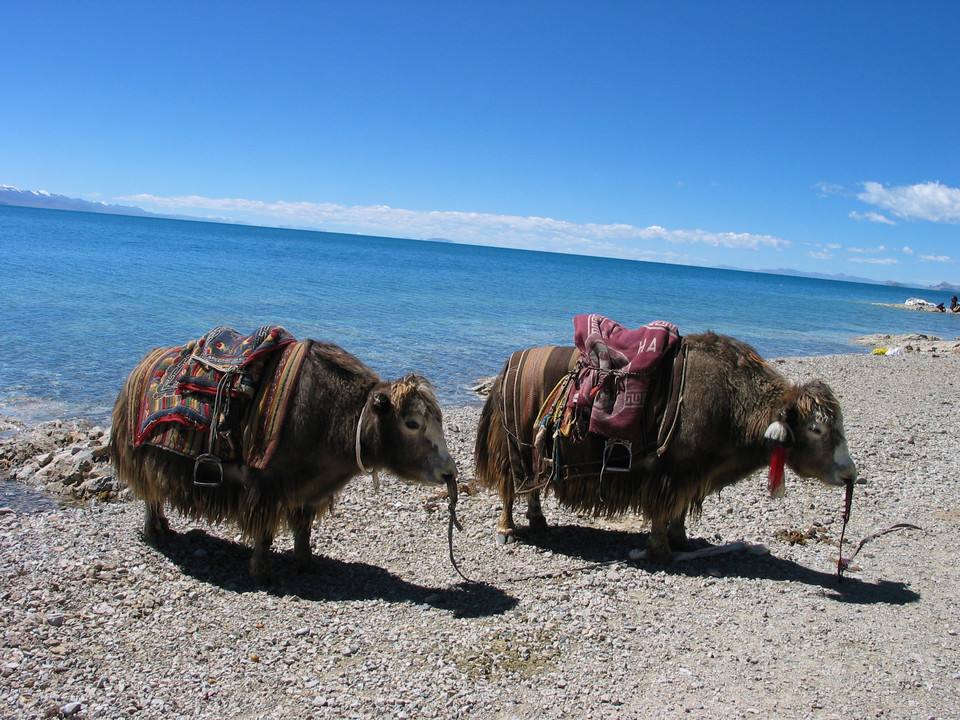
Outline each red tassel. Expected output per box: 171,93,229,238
768,445,786,497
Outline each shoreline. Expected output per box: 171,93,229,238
2,349,960,718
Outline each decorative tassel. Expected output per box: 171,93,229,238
768,444,786,498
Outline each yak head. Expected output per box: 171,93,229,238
366,374,458,486
766,380,857,487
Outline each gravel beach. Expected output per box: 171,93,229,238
2,348,959,719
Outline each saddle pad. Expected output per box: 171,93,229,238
129,327,306,469
134,325,294,444
567,314,681,444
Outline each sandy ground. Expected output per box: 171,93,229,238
2,351,959,719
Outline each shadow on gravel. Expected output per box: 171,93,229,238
154,529,518,619
517,524,920,606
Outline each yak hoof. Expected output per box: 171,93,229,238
527,515,548,534
142,520,170,546
645,545,672,564
249,558,271,585
496,530,515,545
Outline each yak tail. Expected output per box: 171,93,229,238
474,371,512,493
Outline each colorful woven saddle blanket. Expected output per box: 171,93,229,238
130,325,309,469
565,314,682,445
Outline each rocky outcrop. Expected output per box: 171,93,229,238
0,418,123,503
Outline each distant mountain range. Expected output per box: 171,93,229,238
3,183,958,292
0,184,154,217
750,267,957,291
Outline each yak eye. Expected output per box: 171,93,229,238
809,424,824,436
405,419,421,431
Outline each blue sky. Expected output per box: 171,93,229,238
3,2,959,284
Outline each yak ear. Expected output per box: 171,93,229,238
372,392,392,414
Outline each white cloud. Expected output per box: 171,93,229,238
850,257,899,265
902,246,914,255
848,210,895,225
808,250,832,260
919,254,952,263
117,193,792,259
857,181,960,223
847,245,886,254
814,181,845,197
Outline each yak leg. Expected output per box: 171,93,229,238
288,506,316,567
142,501,170,545
496,483,516,544
525,490,548,533
249,531,274,584
667,509,689,550
646,517,672,563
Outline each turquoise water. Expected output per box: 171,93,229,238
1,204,956,421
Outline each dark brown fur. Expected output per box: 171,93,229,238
111,341,453,580
475,332,855,559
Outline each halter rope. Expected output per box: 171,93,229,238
355,397,380,491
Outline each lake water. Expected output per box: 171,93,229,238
1,204,955,421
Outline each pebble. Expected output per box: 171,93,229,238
60,701,82,716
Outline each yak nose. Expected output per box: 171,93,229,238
441,459,458,484
838,462,858,484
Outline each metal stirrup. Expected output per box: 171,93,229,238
193,453,224,487
601,438,632,473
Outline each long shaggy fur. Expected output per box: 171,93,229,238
474,331,846,531
111,341,441,543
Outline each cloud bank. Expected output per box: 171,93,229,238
857,181,960,223
119,192,791,262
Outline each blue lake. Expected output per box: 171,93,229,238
1,204,955,421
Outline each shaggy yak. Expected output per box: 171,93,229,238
111,341,457,581
474,332,857,561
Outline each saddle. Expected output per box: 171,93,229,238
502,315,687,493
130,326,310,482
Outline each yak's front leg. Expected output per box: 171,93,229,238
142,501,170,545
249,531,274,584
288,505,316,568
645,516,672,563
496,482,516,544
667,509,689,550
525,490,548,533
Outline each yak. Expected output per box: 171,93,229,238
111,340,458,582
474,331,857,562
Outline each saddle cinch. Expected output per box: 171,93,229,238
130,325,310,485
502,315,687,493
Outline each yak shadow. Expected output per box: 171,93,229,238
152,528,517,619
515,524,920,606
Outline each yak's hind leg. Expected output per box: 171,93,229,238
645,517,672,563
142,501,170,545
249,531,275,584
288,505,316,568
667,509,689,550
496,483,516,544
525,490,548,533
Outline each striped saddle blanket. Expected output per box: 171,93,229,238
130,325,309,469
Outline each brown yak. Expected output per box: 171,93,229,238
111,341,457,581
474,332,857,561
